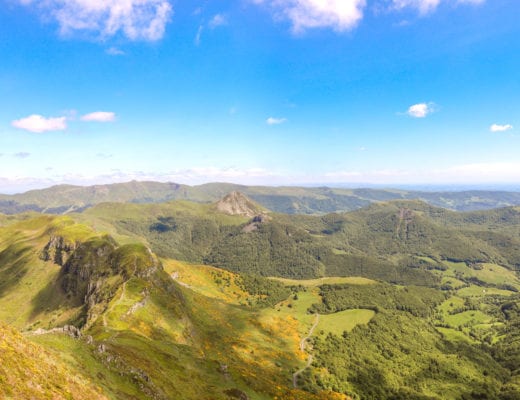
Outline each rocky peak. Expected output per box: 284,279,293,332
215,191,264,217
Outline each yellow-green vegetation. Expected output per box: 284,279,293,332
161,258,251,304
3,199,520,399
270,276,376,287
0,215,101,329
0,322,106,399
457,285,516,297
316,309,375,336
441,260,520,288
444,310,492,328
0,214,336,399
436,327,478,344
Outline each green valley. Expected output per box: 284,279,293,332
2,189,520,399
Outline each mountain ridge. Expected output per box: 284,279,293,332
3,180,520,215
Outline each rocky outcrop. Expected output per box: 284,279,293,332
40,233,163,331
241,213,272,233
31,324,82,338
215,191,265,217
40,235,77,266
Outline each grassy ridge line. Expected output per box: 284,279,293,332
3,180,520,214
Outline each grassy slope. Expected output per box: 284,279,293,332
0,214,346,399
0,322,107,399
2,203,520,399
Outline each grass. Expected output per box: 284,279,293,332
0,323,107,399
270,276,377,287
316,309,375,336
161,258,251,305
441,261,520,288
444,310,492,328
436,327,478,344
457,285,516,297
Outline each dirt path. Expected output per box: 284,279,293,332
293,313,320,389
170,271,192,288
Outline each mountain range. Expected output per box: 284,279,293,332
2,185,520,399
3,180,520,215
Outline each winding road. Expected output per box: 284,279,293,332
292,313,320,389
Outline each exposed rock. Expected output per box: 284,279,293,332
29,324,81,338
216,191,265,217
40,235,77,266
241,213,272,233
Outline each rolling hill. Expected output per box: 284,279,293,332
2,194,520,399
3,180,520,215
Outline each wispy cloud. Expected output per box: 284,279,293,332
406,102,435,118
14,152,31,159
11,114,67,133
19,0,173,41
490,123,513,132
208,14,227,29
96,153,113,159
266,117,287,125
194,25,203,46
106,47,125,56
81,111,116,122
254,0,366,33
390,0,485,15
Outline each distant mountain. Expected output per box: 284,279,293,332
215,191,266,217
2,180,520,215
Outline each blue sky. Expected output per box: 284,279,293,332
0,0,519,193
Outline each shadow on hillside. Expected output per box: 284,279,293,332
0,243,31,298
29,276,75,323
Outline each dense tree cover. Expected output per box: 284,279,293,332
236,274,291,308
81,199,520,286
309,283,446,318
302,283,519,400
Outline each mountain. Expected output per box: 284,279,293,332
0,213,331,399
3,180,520,215
215,191,267,217
2,198,520,399
74,197,520,285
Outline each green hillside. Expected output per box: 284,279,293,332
72,197,520,287
2,199,520,399
0,214,339,399
3,180,520,215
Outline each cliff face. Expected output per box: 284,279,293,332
40,234,162,329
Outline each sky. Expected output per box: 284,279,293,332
0,0,519,193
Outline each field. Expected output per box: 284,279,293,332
316,309,376,336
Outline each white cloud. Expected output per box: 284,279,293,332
255,0,366,32
106,47,125,56
457,0,485,4
490,123,513,133
11,114,67,133
390,0,485,15
194,25,203,46
266,117,287,125
406,102,435,118
391,0,441,14
81,111,116,122
19,0,173,41
209,14,227,29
